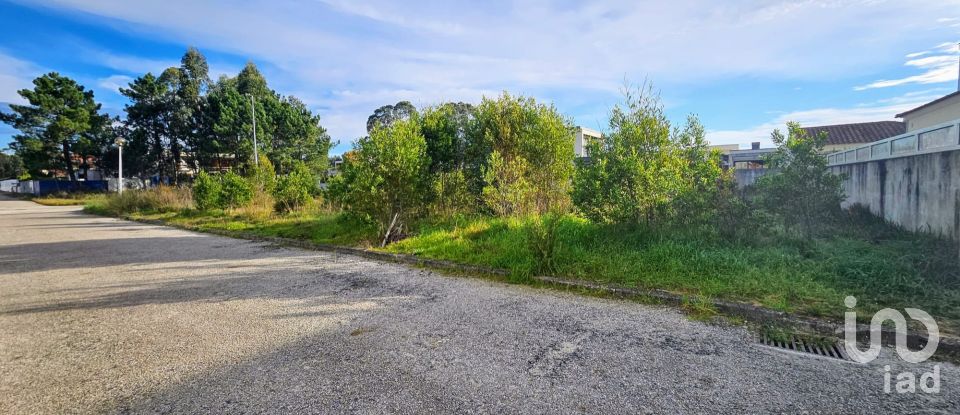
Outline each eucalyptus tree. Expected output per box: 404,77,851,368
366,101,418,134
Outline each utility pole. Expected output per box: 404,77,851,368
249,94,259,166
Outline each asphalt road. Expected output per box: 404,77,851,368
0,195,957,414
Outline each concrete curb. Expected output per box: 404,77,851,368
124,213,959,360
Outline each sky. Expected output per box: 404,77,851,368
0,0,959,155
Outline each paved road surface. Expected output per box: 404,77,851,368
0,195,957,414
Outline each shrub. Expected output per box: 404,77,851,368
573,84,723,226
192,170,221,211
754,122,845,239
472,92,575,215
247,155,277,195
429,170,474,216
481,151,533,216
219,170,254,209
274,161,317,213
328,118,429,238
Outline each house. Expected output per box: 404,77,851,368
896,91,960,132
574,126,602,158
801,121,905,153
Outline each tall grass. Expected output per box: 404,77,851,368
384,212,960,331
86,186,193,215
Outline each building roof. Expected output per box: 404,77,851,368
895,91,960,118
801,121,905,145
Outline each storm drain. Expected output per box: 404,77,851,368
756,333,850,361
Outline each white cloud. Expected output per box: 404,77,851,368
12,0,960,142
855,43,959,90
88,50,179,75
96,74,133,94
0,51,44,104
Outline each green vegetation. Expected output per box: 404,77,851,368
383,211,958,329
10,59,951,335
0,153,24,179
31,192,107,206
328,118,430,238
81,191,959,333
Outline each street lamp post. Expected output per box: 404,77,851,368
115,137,126,194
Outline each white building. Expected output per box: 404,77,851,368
574,127,602,158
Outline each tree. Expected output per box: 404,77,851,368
1,73,103,182
171,47,211,180
273,161,317,213
121,72,176,181
471,92,574,215
267,96,332,175
236,62,270,99
328,118,429,239
754,122,845,239
205,76,251,169
572,85,707,225
366,101,417,133
0,153,24,179
419,102,475,173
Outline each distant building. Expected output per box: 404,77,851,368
896,91,960,133
801,121,905,153
574,126,602,158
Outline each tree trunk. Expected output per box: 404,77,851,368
62,140,77,184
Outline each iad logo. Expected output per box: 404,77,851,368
843,296,941,394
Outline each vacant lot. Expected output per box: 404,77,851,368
2,196,957,413
100,199,960,334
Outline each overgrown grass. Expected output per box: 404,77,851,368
80,193,960,334
383,212,960,333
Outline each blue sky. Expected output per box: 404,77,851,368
1,0,958,155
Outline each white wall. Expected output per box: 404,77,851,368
575,127,601,157
903,95,960,132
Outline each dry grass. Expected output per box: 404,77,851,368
230,191,275,220
87,186,193,215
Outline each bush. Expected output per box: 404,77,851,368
247,155,277,195
430,170,474,216
219,170,254,209
754,122,845,239
192,170,221,211
472,92,575,215
328,118,429,235
481,151,533,216
274,161,317,213
573,84,723,226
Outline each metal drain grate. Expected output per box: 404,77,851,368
756,334,850,361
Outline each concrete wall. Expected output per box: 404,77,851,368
734,168,773,188
902,94,960,133
830,149,960,240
